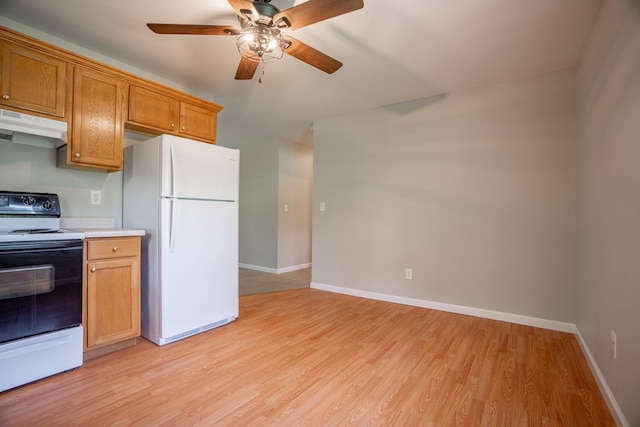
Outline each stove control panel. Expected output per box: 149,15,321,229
0,191,61,217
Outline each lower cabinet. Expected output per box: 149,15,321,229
84,236,141,354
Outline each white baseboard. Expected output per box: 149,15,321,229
240,263,311,275
311,282,577,333
310,281,627,425
575,331,629,427
277,263,311,274
239,264,277,274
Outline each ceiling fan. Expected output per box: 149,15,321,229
147,0,364,80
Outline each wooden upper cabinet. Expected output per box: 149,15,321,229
128,85,179,132
180,101,217,142
128,84,219,143
0,28,224,171
0,41,68,118
69,67,125,171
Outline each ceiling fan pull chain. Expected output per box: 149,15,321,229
259,60,265,84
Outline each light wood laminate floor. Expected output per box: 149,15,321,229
0,289,614,426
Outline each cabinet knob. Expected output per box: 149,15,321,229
112,246,119,252
170,123,175,128
74,153,81,159
90,267,96,273
1,94,9,100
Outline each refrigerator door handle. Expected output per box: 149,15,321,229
169,144,176,196
169,198,177,253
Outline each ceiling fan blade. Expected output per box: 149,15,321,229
227,0,258,21
273,0,364,30
235,57,260,80
147,23,238,35
284,37,342,74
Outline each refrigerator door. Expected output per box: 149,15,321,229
159,198,239,342
160,135,239,201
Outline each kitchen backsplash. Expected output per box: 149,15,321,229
0,140,124,226
60,217,116,229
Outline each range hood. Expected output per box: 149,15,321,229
0,108,67,148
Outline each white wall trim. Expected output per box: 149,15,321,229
310,281,627,424
311,282,577,333
575,331,629,427
277,263,312,274
239,263,278,274
240,263,311,274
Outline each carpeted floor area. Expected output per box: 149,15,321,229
239,267,311,296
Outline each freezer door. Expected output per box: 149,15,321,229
160,135,239,201
159,198,239,340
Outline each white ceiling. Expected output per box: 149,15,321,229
0,0,601,143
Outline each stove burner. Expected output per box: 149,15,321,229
9,228,62,234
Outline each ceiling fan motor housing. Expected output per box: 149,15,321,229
241,0,279,25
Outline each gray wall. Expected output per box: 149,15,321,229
577,0,640,424
0,141,123,223
277,141,313,270
235,138,279,270
312,68,579,322
229,136,313,272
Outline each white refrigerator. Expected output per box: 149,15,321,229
123,134,239,346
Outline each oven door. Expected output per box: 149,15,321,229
0,239,83,343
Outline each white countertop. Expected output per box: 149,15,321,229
60,217,145,238
66,228,145,238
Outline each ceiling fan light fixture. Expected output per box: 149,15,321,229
236,24,285,63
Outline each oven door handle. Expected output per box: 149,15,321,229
0,241,83,253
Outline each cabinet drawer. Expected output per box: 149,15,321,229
87,238,139,260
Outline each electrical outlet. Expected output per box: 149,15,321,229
90,190,101,205
405,268,413,280
319,202,326,212
284,204,289,212
611,330,617,358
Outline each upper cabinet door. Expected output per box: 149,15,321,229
127,85,219,143
179,101,217,142
0,42,68,118
128,85,179,132
70,67,125,171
